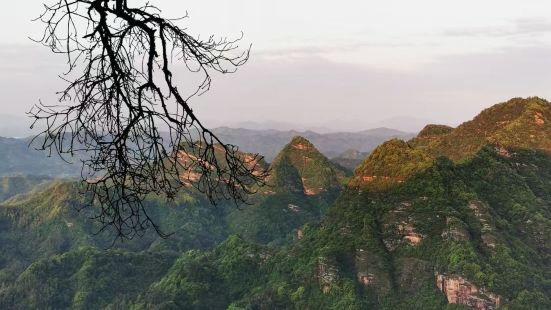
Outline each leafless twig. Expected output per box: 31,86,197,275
29,0,268,240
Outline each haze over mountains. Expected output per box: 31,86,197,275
0,97,549,309
207,115,434,134
0,126,412,177
212,126,413,161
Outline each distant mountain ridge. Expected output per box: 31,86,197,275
0,127,411,178
331,149,371,170
212,126,413,161
0,137,80,178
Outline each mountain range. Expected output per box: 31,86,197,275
212,126,413,161
0,127,411,178
0,97,549,309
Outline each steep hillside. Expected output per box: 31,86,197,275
1,97,550,309
131,98,551,309
268,147,550,309
119,148,550,309
423,97,551,160
227,136,349,244
350,139,433,188
268,136,348,196
0,137,348,285
176,142,268,188
353,97,551,187
0,181,232,284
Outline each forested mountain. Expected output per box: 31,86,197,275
352,97,551,188
0,97,550,309
227,136,348,245
0,135,348,308
411,97,551,160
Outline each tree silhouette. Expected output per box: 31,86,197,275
30,0,268,240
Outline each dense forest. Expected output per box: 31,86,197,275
0,97,549,309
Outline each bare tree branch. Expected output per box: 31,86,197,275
29,0,268,240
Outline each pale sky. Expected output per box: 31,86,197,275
1,1,551,132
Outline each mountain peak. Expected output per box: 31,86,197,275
350,139,433,188
288,136,315,150
416,124,454,139
352,97,551,188
467,96,549,130
425,97,551,160
269,137,347,196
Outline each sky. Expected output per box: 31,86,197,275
1,0,551,132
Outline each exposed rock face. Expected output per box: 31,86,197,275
441,217,470,242
176,147,268,185
355,249,376,286
357,272,375,286
180,168,201,185
287,204,300,213
243,154,268,176
317,257,338,294
468,201,498,249
495,146,511,157
382,202,425,250
292,143,309,150
436,273,501,310
401,223,423,245
535,111,545,125
301,177,318,196
296,229,304,240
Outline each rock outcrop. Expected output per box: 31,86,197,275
436,273,501,310
317,257,338,294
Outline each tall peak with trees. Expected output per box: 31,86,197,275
353,97,551,188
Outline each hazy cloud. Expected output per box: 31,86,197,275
1,43,550,134
192,46,551,131
443,18,551,38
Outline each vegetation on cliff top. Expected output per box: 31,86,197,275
352,97,551,188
